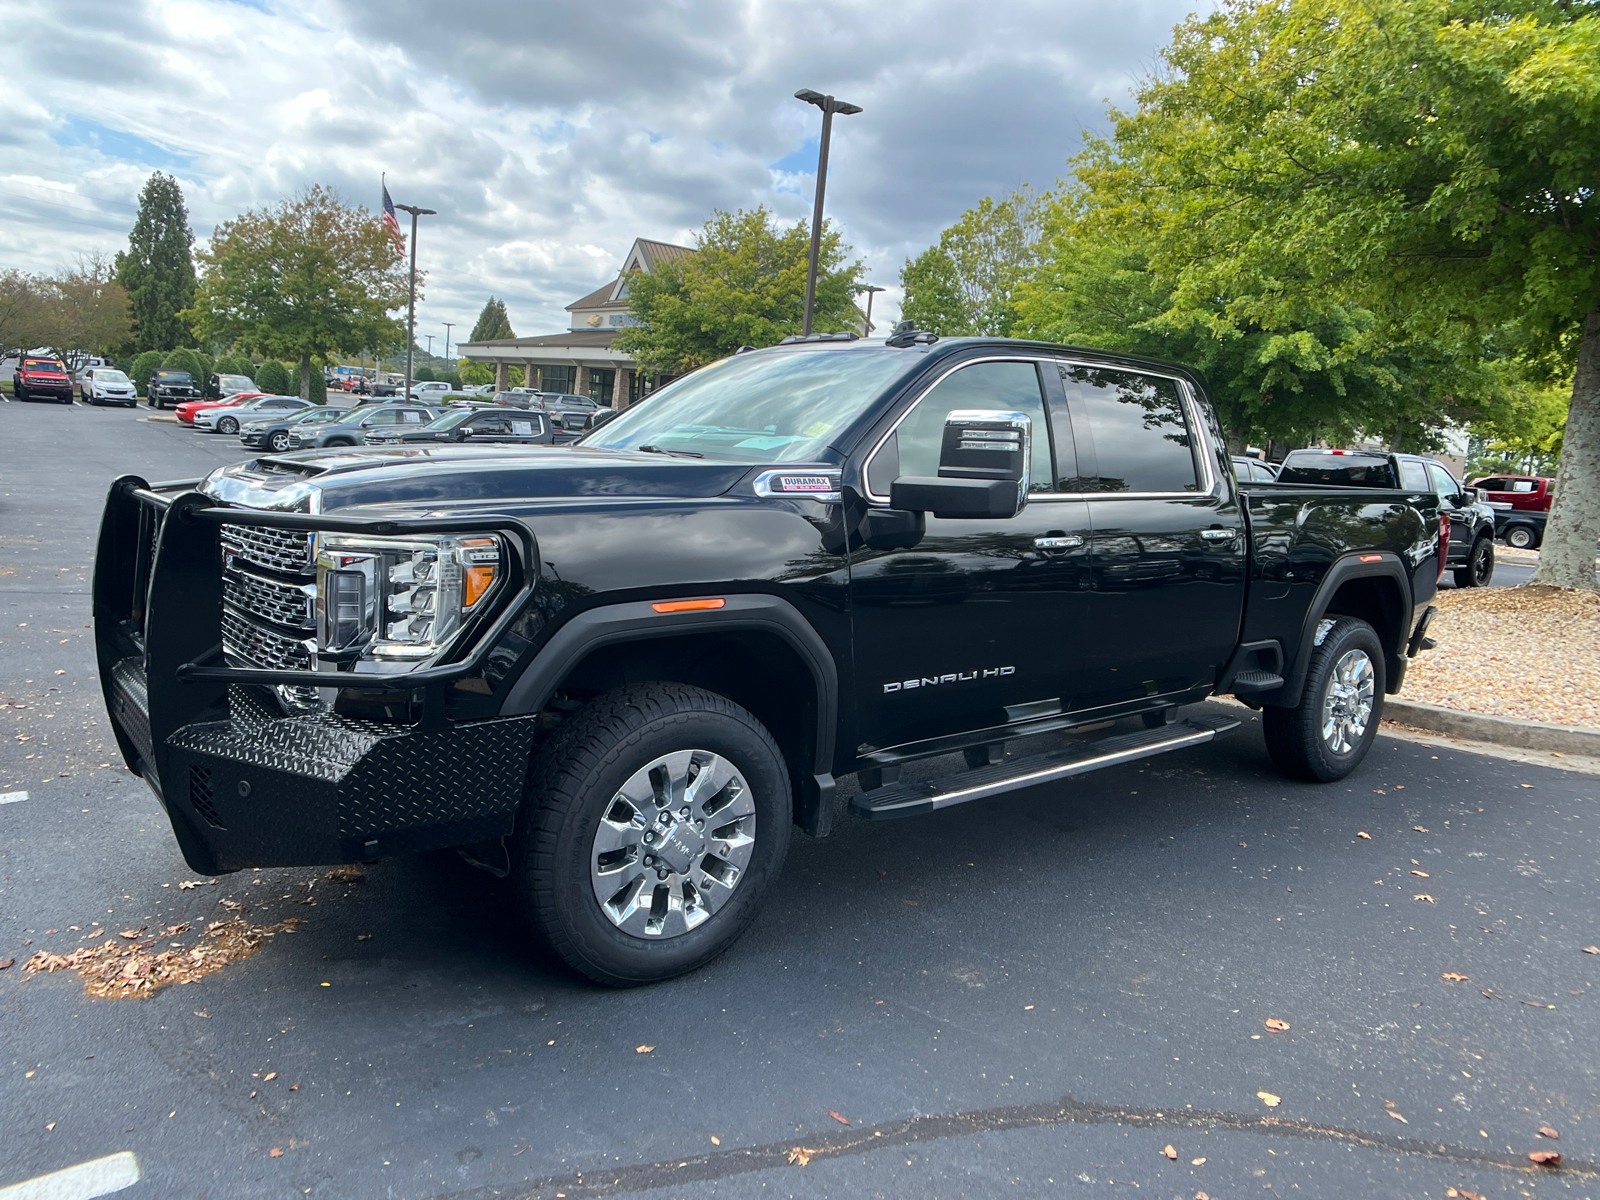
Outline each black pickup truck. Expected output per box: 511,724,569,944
147,369,201,410
94,334,1447,985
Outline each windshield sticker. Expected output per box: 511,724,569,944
803,421,832,437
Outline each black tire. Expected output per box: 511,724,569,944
268,431,292,452
1262,616,1385,783
1505,524,1538,550
217,416,239,434
11,387,21,401
324,437,354,447
1453,536,1494,588
511,682,792,987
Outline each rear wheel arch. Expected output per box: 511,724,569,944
1272,556,1410,706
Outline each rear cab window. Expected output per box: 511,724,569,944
1060,365,1199,493
1278,452,1399,488
1398,460,1429,491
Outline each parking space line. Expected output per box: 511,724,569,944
0,1152,141,1200
1,791,30,805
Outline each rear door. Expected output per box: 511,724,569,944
1061,364,1247,708
1425,460,1473,558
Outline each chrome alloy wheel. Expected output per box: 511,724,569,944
588,749,756,939
1321,648,1375,755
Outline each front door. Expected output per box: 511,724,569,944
1057,364,1247,709
849,358,1096,757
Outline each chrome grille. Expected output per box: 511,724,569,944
221,609,311,671
221,523,313,576
224,569,313,631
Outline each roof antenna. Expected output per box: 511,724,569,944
885,320,938,348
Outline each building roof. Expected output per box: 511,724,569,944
564,237,698,312
460,329,623,351
564,281,628,313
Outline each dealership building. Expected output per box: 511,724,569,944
457,238,693,408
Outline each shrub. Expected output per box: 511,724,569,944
161,347,205,383
442,371,462,390
415,365,437,383
254,360,291,395
307,366,326,404
130,350,165,395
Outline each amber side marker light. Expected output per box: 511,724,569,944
652,598,726,614
1359,554,1383,563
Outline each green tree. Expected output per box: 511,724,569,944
186,185,409,400
162,347,205,383
1070,0,1600,588
469,297,515,342
254,360,291,395
458,359,493,386
0,270,48,358
115,173,196,353
130,350,165,396
900,190,1039,337
616,206,863,374
415,364,437,382
49,256,133,361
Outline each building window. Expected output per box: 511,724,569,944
588,368,616,403
541,366,573,394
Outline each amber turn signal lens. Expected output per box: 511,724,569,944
651,598,726,614
464,565,497,607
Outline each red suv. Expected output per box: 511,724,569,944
1470,474,1555,513
12,356,74,403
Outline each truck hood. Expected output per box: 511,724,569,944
198,444,753,513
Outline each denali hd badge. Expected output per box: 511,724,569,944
883,666,1013,694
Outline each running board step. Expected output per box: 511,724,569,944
1229,669,1284,693
850,714,1241,820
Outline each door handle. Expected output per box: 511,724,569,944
1200,528,1237,541
1034,535,1083,550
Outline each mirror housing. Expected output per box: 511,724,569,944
889,409,1031,519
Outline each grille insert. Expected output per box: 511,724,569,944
221,523,313,576
222,609,311,671
224,569,313,631
189,765,225,828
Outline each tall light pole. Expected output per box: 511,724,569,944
794,89,862,336
860,284,886,334
394,202,436,397
443,322,455,364
425,334,435,361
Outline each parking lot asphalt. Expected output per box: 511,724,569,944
3,398,1598,1200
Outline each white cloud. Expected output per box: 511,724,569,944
3,0,1203,340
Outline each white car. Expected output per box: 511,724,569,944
80,368,139,407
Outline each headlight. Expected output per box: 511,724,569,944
314,533,503,669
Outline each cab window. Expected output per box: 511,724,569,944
868,361,1052,496
1398,460,1429,491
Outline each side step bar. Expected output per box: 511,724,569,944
850,714,1241,820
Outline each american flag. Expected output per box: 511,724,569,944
381,182,404,253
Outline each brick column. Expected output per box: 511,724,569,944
612,367,631,410
525,360,540,392
493,360,508,392
573,365,588,399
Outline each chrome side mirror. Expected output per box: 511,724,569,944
889,409,1031,519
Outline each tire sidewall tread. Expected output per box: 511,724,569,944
1263,616,1386,783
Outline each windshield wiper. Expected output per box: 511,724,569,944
637,444,705,459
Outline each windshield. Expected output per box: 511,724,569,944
97,370,130,382
423,409,474,431
26,360,65,373
579,347,917,462
156,371,192,383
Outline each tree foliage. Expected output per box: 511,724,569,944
615,206,864,375
130,350,165,395
1065,0,1600,587
469,297,514,342
900,190,1039,337
0,259,132,363
187,186,409,399
115,173,196,353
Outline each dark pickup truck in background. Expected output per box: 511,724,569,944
147,370,202,410
95,335,1446,985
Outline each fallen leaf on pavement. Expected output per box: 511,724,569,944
1264,1018,1290,1033
1442,972,1470,982
289,1084,298,1091
1195,1192,1211,1200
710,1136,720,1146
788,1147,814,1167
23,915,300,999
326,866,365,883
635,1045,654,1054
1481,989,1502,1000
1191,1157,1206,1166
269,1147,283,1158
1256,1091,1280,1107
178,881,201,890
1539,1126,1560,1139
1411,869,1430,877
1413,825,1428,832
262,1072,277,1081
1583,946,1598,955
1414,894,1436,903
0,958,13,970
193,1009,209,1018
118,929,144,940
1521,1000,1555,1009
1528,1151,1561,1166
1387,1110,1408,1124
829,1110,850,1126
1356,832,1372,840
1162,1144,1178,1159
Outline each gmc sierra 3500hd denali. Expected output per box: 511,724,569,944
94,332,1447,985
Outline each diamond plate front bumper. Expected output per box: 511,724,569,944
93,475,540,875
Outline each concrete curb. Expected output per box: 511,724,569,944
1383,697,1600,758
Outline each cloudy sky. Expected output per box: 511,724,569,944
3,0,1203,346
